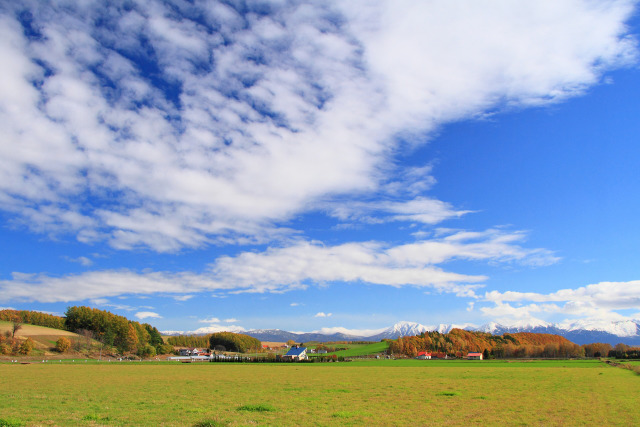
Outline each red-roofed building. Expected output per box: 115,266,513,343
467,352,483,360
416,351,432,360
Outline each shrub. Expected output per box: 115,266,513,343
55,337,71,353
18,338,34,355
138,344,157,358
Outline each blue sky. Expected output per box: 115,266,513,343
1,0,640,335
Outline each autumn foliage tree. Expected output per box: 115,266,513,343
18,337,34,355
63,306,166,355
0,309,65,330
167,335,210,348
209,332,261,353
55,337,72,353
390,329,584,359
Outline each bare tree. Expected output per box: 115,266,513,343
12,320,22,339
78,329,94,351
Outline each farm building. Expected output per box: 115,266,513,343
179,348,203,356
283,346,307,360
416,352,431,360
467,352,483,360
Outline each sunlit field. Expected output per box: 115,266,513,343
0,359,638,426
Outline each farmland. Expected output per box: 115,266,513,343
0,359,638,426
308,341,390,358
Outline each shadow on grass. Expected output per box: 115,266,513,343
236,404,276,412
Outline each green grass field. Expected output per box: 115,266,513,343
309,341,389,358
0,359,638,426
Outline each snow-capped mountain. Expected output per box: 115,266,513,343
367,321,431,340
476,319,640,345
170,319,640,346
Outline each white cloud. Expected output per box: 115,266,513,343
173,295,194,302
481,280,640,323
199,317,221,324
290,302,302,307
314,312,332,318
0,228,555,303
223,318,238,323
0,2,635,251
134,311,162,320
65,256,93,267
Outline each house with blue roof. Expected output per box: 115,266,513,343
283,346,307,360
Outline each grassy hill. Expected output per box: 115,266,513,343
307,341,390,358
328,341,389,357
0,320,79,358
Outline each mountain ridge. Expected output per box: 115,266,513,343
242,320,640,345
163,319,640,346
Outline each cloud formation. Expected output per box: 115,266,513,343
481,280,640,324
134,311,162,320
314,312,332,318
0,1,636,251
0,228,554,302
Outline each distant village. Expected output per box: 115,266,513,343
168,343,486,362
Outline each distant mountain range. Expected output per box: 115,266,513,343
241,320,640,346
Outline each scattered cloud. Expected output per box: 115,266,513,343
64,256,93,267
173,295,194,302
199,317,220,324
223,318,238,323
0,228,556,303
134,311,162,320
315,312,332,318
290,302,301,307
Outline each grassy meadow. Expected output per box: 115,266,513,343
308,341,390,358
1,359,638,426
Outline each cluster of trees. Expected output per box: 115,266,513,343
64,306,172,356
390,329,585,359
166,334,210,348
0,331,34,356
582,342,613,358
0,309,65,330
209,332,262,353
609,343,640,359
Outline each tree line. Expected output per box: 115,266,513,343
0,309,65,330
166,334,210,348
209,332,262,353
64,306,172,356
389,329,587,358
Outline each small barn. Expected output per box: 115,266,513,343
467,352,483,360
283,346,308,360
178,348,203,356
416,351,432,360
